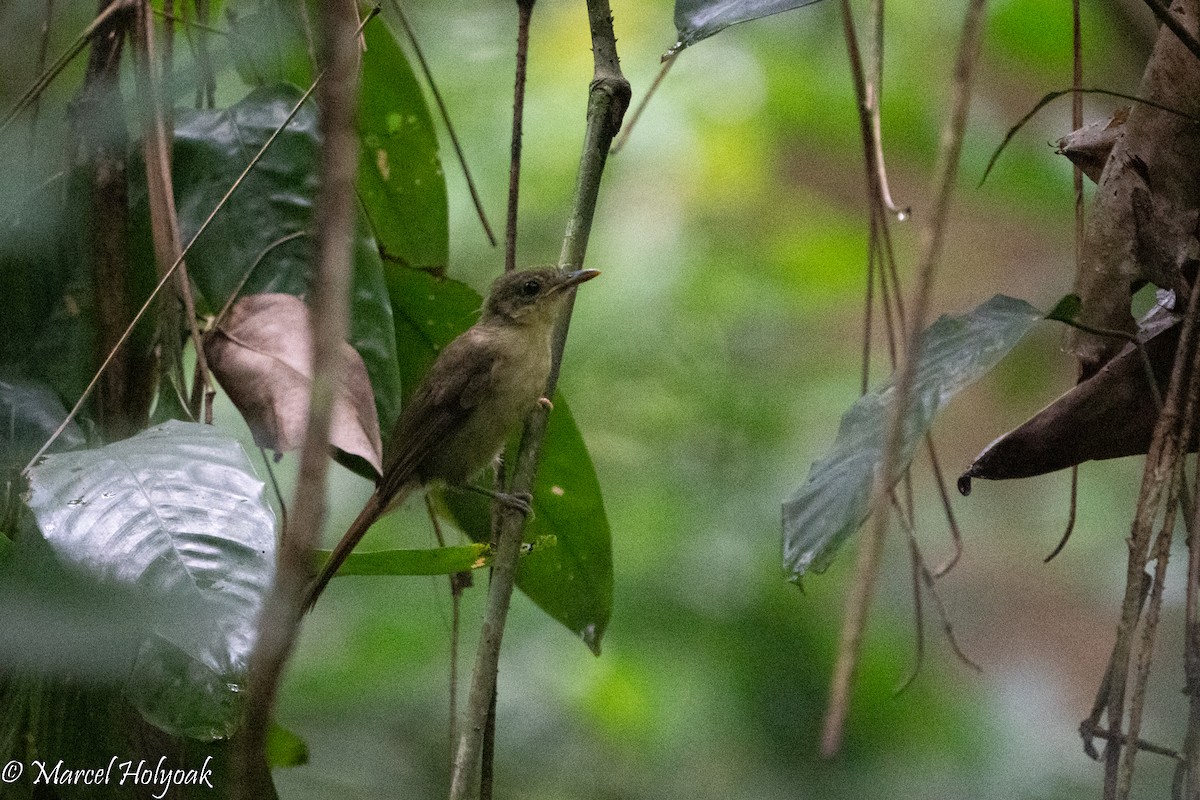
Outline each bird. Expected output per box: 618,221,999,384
304,266,600,609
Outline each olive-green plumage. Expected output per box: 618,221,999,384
305,267,599,609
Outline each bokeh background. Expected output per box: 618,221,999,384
2,0,1177,796
262,1,1186,798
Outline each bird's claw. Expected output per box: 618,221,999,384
538,396,554,411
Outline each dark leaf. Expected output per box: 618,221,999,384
130,84,404,433
782,295,1042,580
0,375,86,475
204,293,384,479
673,0,829,52
960,317,1180,486
358,18,448,271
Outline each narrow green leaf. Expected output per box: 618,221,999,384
25,420,277,739
673,0,829,52
782,295,1042,580
315,542,490,577
357,18,448,271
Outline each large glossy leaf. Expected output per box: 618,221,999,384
782,295,1042,580
129,83,404,432
358,17,448,270
673,0,829,51
24,420,276,739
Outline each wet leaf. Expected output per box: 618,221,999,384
24,421,277,739
782,295,1042,580
204,293,384,479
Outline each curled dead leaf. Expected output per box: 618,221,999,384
204,293,383,479
959,318,1179,492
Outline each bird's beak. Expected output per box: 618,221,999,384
563,268,601,288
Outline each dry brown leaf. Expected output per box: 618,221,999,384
204,293,383,479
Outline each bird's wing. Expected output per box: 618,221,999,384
377,328,502,501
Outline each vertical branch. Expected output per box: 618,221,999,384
235,0,362,794
1101,283,1200,800
447,2,628,797
505,0,535,272
131,0,210,420
821,0,987,758
78,0,157,441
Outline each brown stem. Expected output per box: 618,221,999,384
234,0,363,794
821,0,987,758
505,0,535,272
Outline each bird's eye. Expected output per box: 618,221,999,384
521,279,541,297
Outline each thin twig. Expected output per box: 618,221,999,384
424,493,460,768
1140,0,1200,64
504,0,535,273
980,87,1200,186
821,0,987,759
389,1,496,247
610,51,676,154
1044,465,1079,562
926,436,964,577
132,0,211,422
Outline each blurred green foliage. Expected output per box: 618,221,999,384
0,0,1177,797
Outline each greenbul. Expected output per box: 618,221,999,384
304,267,600,609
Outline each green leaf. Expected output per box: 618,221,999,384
443,395,613,655
266,721,309,768
1044,292,1083,324
134,83,404,432
384,264,482,407
24,420,277,739
781,295,1042,580
357,18,448,271
315,542,490,577
673,0,829,51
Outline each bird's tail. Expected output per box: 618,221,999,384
303,486,409,612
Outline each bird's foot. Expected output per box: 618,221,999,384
460,485,534,517
538,396,554,411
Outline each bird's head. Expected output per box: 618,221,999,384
482,267,600,324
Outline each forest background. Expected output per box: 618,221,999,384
0,0,1175,797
